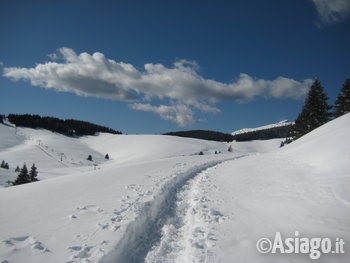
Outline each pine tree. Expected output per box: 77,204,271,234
4,162,9,169
87,155,93,161
13,164,30,185
29,164,39,182
293,79,331,139
334,78,350,117
15,166,20,173
0,160,5,168
105,153,109,160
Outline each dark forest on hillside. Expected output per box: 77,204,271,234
6,114,122,136
231,124,293,141
165,124,293,142
164,130,235,142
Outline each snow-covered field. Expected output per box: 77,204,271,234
0,114,349,263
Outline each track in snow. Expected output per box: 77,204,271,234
100,157,243,263
145,164,226,263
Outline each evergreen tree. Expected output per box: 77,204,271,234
293,79,331,139
87,155,93,161
105,153,109,160
228,145,233,152
29,164,39,182
334,78,350,117
13,164,30,185
0,161,9,169
15,166,20,173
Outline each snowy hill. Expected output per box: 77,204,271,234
0,123,280,187
0,114,349,263
231,120,294,135
208,114,350,263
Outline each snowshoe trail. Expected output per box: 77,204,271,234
100,158,238,263
145,164,226,263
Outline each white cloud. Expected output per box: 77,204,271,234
130,103,196,127
3,47,312,126
311,0,350,25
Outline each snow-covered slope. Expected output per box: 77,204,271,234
0,125,224,185
280,114,349,173
231,119,293,135
0,123,280,187
0,114,348,263
81,134,229,164
0,124,105,183
197,114,350,263
0,123,25,150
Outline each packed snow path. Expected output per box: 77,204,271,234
100,158,240,263
144,163,227,263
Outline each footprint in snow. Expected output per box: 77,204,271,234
67,244,93,260
209,208,226,223
75,205,104,213
96,222,109,230
1,236,50,253
68,214,77,219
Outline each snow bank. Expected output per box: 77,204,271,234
281,113,350,173
207,113,350,263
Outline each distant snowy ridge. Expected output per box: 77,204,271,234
231,120,294,136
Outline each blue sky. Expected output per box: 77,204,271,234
1,0,349,134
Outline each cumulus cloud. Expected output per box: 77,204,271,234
311,0,350,25
3,47,312,126
130,103,197,127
